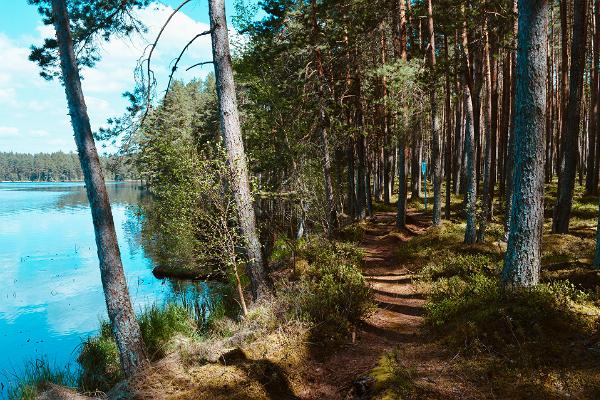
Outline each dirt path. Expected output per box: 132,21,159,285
299,210,448,399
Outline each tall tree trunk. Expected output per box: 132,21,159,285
394,0,408,228
588,0,600,195
504,0,518,239
553,0,588,233
427,0,442,226
463,16,477,244
559,0,570,172
444,35,452,220
50,0,147,375
478,14,493,243
503,0,548,286
309,0,338,234
209,0,269,299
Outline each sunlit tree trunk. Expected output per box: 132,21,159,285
478,15,493,243
503,0,548,286
427,0,442,226
50,0,147,376
209,0,270,299
462,16,477,244
394,0,408,228
444,35,452,220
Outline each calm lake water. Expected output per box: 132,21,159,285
0,182,200,396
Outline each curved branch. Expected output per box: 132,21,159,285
165,29,212,93
186,61,214,71
144,0,192,116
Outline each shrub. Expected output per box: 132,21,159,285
422,254,498,282
138,303,196,359
7,359,75,400
77,322,122,393
295,261,374,339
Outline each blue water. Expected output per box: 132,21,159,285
0,182,192,395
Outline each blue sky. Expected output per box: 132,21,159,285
0,0,253,154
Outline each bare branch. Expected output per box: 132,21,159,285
165,29,212,93
185,61,214,71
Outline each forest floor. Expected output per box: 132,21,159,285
299,210,485,400
32,197,600,399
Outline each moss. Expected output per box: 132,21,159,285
370,348,414,399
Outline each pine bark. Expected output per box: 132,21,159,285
553,0,588,233
503,0,548,286
394,0,408,228
50,0,147,375
462,17,477,244
427,0,442,226
209,0,270,299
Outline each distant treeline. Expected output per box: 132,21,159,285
0,151,137,182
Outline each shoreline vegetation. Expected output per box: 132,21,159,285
9,195,600,399
8,0,600,398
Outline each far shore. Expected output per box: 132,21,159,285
0,179,143,183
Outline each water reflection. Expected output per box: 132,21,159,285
0,182,203,397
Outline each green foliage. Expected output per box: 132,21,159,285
138,303,197,360
0,151,135,182
283,238,373,339
29,0,151,80
78,303,197,392
425,272,596,358
136,78,245,280
422,254,500,281
6,359,75,400
77,322,122,393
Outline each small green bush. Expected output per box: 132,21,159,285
77,322,122,393
138,303,196,359
296,236,363,268
7,359,75,400
335,223,365,242
422,254,498,282
296,261,374,339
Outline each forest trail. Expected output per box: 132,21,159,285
300,210,472,399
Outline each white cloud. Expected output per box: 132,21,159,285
0,126,19,137
28,129,49,138
0,2,219,153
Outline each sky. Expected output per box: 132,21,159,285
0,0,254,154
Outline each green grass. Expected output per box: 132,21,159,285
7,358,75,400
78,302,198,392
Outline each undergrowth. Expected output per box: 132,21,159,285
6,359,75,400
276,235,374,341
78,302,199,393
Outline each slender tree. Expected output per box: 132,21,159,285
50,0,147,375
462,15,477,244
503,0,548,286
427,0,442,226
553,0,588,233
209,0,269,300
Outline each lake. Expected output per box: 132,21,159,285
0,182,200,396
